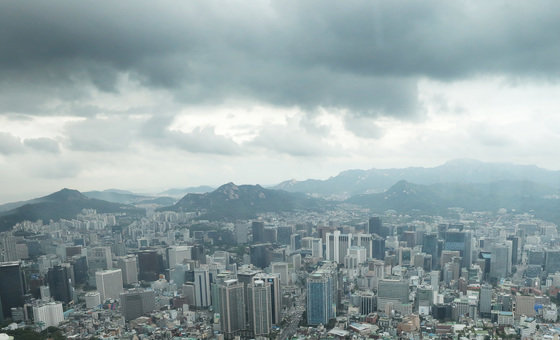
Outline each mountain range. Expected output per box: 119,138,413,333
0,189,145,232
161,182,327,220
1,160,559,230
274,159,560,198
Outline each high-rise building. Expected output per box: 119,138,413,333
479,284,492,318
252,221,265,244
217,279,246,339
277,226,293,245
250,244,272,269
326,231,352,263
368,217,382,236
47,265,73,303
442,230,472,268
372,235,386,260
33,302,64,330
423,233,440,269
254,273,282,325
194,267,211,307
117,255,138,285
377,279,409,311
87,246,112,286
353,234,373,259
271,262,290,285
137,250,163,282
306,262,338,326
0,262,25,320
120,289,156,321
545,250,560,274
247,280,272,337
290,234,302,251
95,269,123,302
490,243,512,280
166,246,192,269
2,236,18,262
507,235,519,265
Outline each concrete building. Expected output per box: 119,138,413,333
247,280,272,337
95,269,124,301
33,302,64,330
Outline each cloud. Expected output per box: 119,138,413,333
167,127,243,155
250,123,340,157
343,115,384,139
0,132,25,155
24,138,60,153
1,1,559,119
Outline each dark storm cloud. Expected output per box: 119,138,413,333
1,1,559,119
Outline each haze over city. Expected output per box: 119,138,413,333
1,1,560,203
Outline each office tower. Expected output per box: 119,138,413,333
372,235,385,260
263,227,277,243
194,267,211,307
368,217,382,236
166,246,192,269
277,226,293,245
2,236,18,261
402,231,416,248
290,233,302,251
117,255,138,285
507,236,519,265
271,262,290,285
398,247,412,266
442,230,472,268
137,249,163,282
47,265,73,303
95,269,124,302
307,273,333,325
237,269,261,323
479,284,492,318
416,286,433,315
422,233,440,270
235,223,250,244
33,302,64,330
69,255,88,285
252,221,265,243
250,244,272,269
87,246,112,286
490,243,511,280
353,234,373,259
377,279,409,311
255,273,282,325
326,231,352,263
306,262,337,326
0,262,25,320
120,289,156,321
528,249,545,265
545,250,560,274
217,279,246,339
247,280,272,337
358,291,376,315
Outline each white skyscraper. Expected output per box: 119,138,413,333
271,262,290,285
117,255,138,285
95,269,124,302
326,231,352,263
194,267,211,307
33,302,64,330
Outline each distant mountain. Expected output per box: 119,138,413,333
160,183,326,220
346,180,560,223
83,190,151,204
0,189,145,231
159,186,215,197
275,159,560,198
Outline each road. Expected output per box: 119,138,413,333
277,293,306,340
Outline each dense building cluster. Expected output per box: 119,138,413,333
1,206,560,339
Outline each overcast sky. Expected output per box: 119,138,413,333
1,1,560,202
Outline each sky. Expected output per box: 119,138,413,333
1,1,560,203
